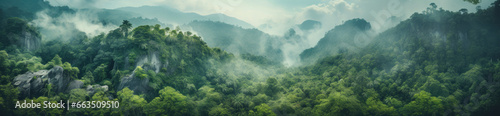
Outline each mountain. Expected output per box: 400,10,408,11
2,0,500,116
184,20,284,62
290,4,500,116
298,20,322,31
185,20,327,66
300,18,373,63
115,6,254,28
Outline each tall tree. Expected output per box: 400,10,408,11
120,20,132,37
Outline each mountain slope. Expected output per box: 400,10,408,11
185,20,284,62
115,6,254,28
300,18,373,63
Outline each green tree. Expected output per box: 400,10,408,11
208,104,230,116
402,91,444,116
62,62,79,80
0,83,19,115
366,97,397,116
6,17,28,35
144,86,191,116
68,89,89,115
82,71,94,85
197,86,223,115
314,92,365,115
249,103,276,116
265,77,281,96
0,50,10,83
89,91,113,116
46,55,62,68
120,20,132,37
135,66,148,79
93,64,108,83
47,84,52,97
115,87,146,116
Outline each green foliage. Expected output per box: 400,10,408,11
209,104,230,116
135,66,148,79
0,83,19,114
402,91,444,116
115,87,146,116
82,71,94,85
62,62,79,79
45,54,62,68
249,103,276,116
265,77,281,96
46,84,52,97
314,92,365,116
120,20,132,37
144,86,193,116
89,91,113,115
68,89,88,115
5,17,38,37
366,97,397,116
2,1,500,115
93,64,108,83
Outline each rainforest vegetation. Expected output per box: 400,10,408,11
1,0,500,116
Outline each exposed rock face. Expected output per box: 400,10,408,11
118,71,152,95
13,66,73,98
117,52,169,94
47,66,71,93
122,52,168,73
135,52,163,73
13,70,49,98
7,28,42,51
66,80,84,93
20,31,42,51
13,66,108,98
85,84,108,96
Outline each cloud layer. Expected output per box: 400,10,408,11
46,0,496,35
31,9,116,40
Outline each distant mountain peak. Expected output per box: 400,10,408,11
299,20,322,31
115,5,254,28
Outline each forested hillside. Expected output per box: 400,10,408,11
300,18,373,63
185,21,284,62
0,0,500,116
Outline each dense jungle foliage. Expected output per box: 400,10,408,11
1,0,500,116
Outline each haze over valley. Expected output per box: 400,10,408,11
1,0,500,115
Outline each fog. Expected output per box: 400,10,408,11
39,0,497,67
31,9,116,41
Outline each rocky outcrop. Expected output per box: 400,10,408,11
121,52,168,73
13,70,49,98
117,52,169,95
85,84,108,96
19,30,42,51
118,70,152,95
13,66,87,98
6,26,42,51
47,66,71,93
14,66,69,98
66,80,84,93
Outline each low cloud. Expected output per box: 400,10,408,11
30,9,117,40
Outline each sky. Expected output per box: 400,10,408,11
46,0,497,35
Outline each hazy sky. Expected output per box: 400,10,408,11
46,0,496,35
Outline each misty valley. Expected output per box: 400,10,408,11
1,0,500,116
